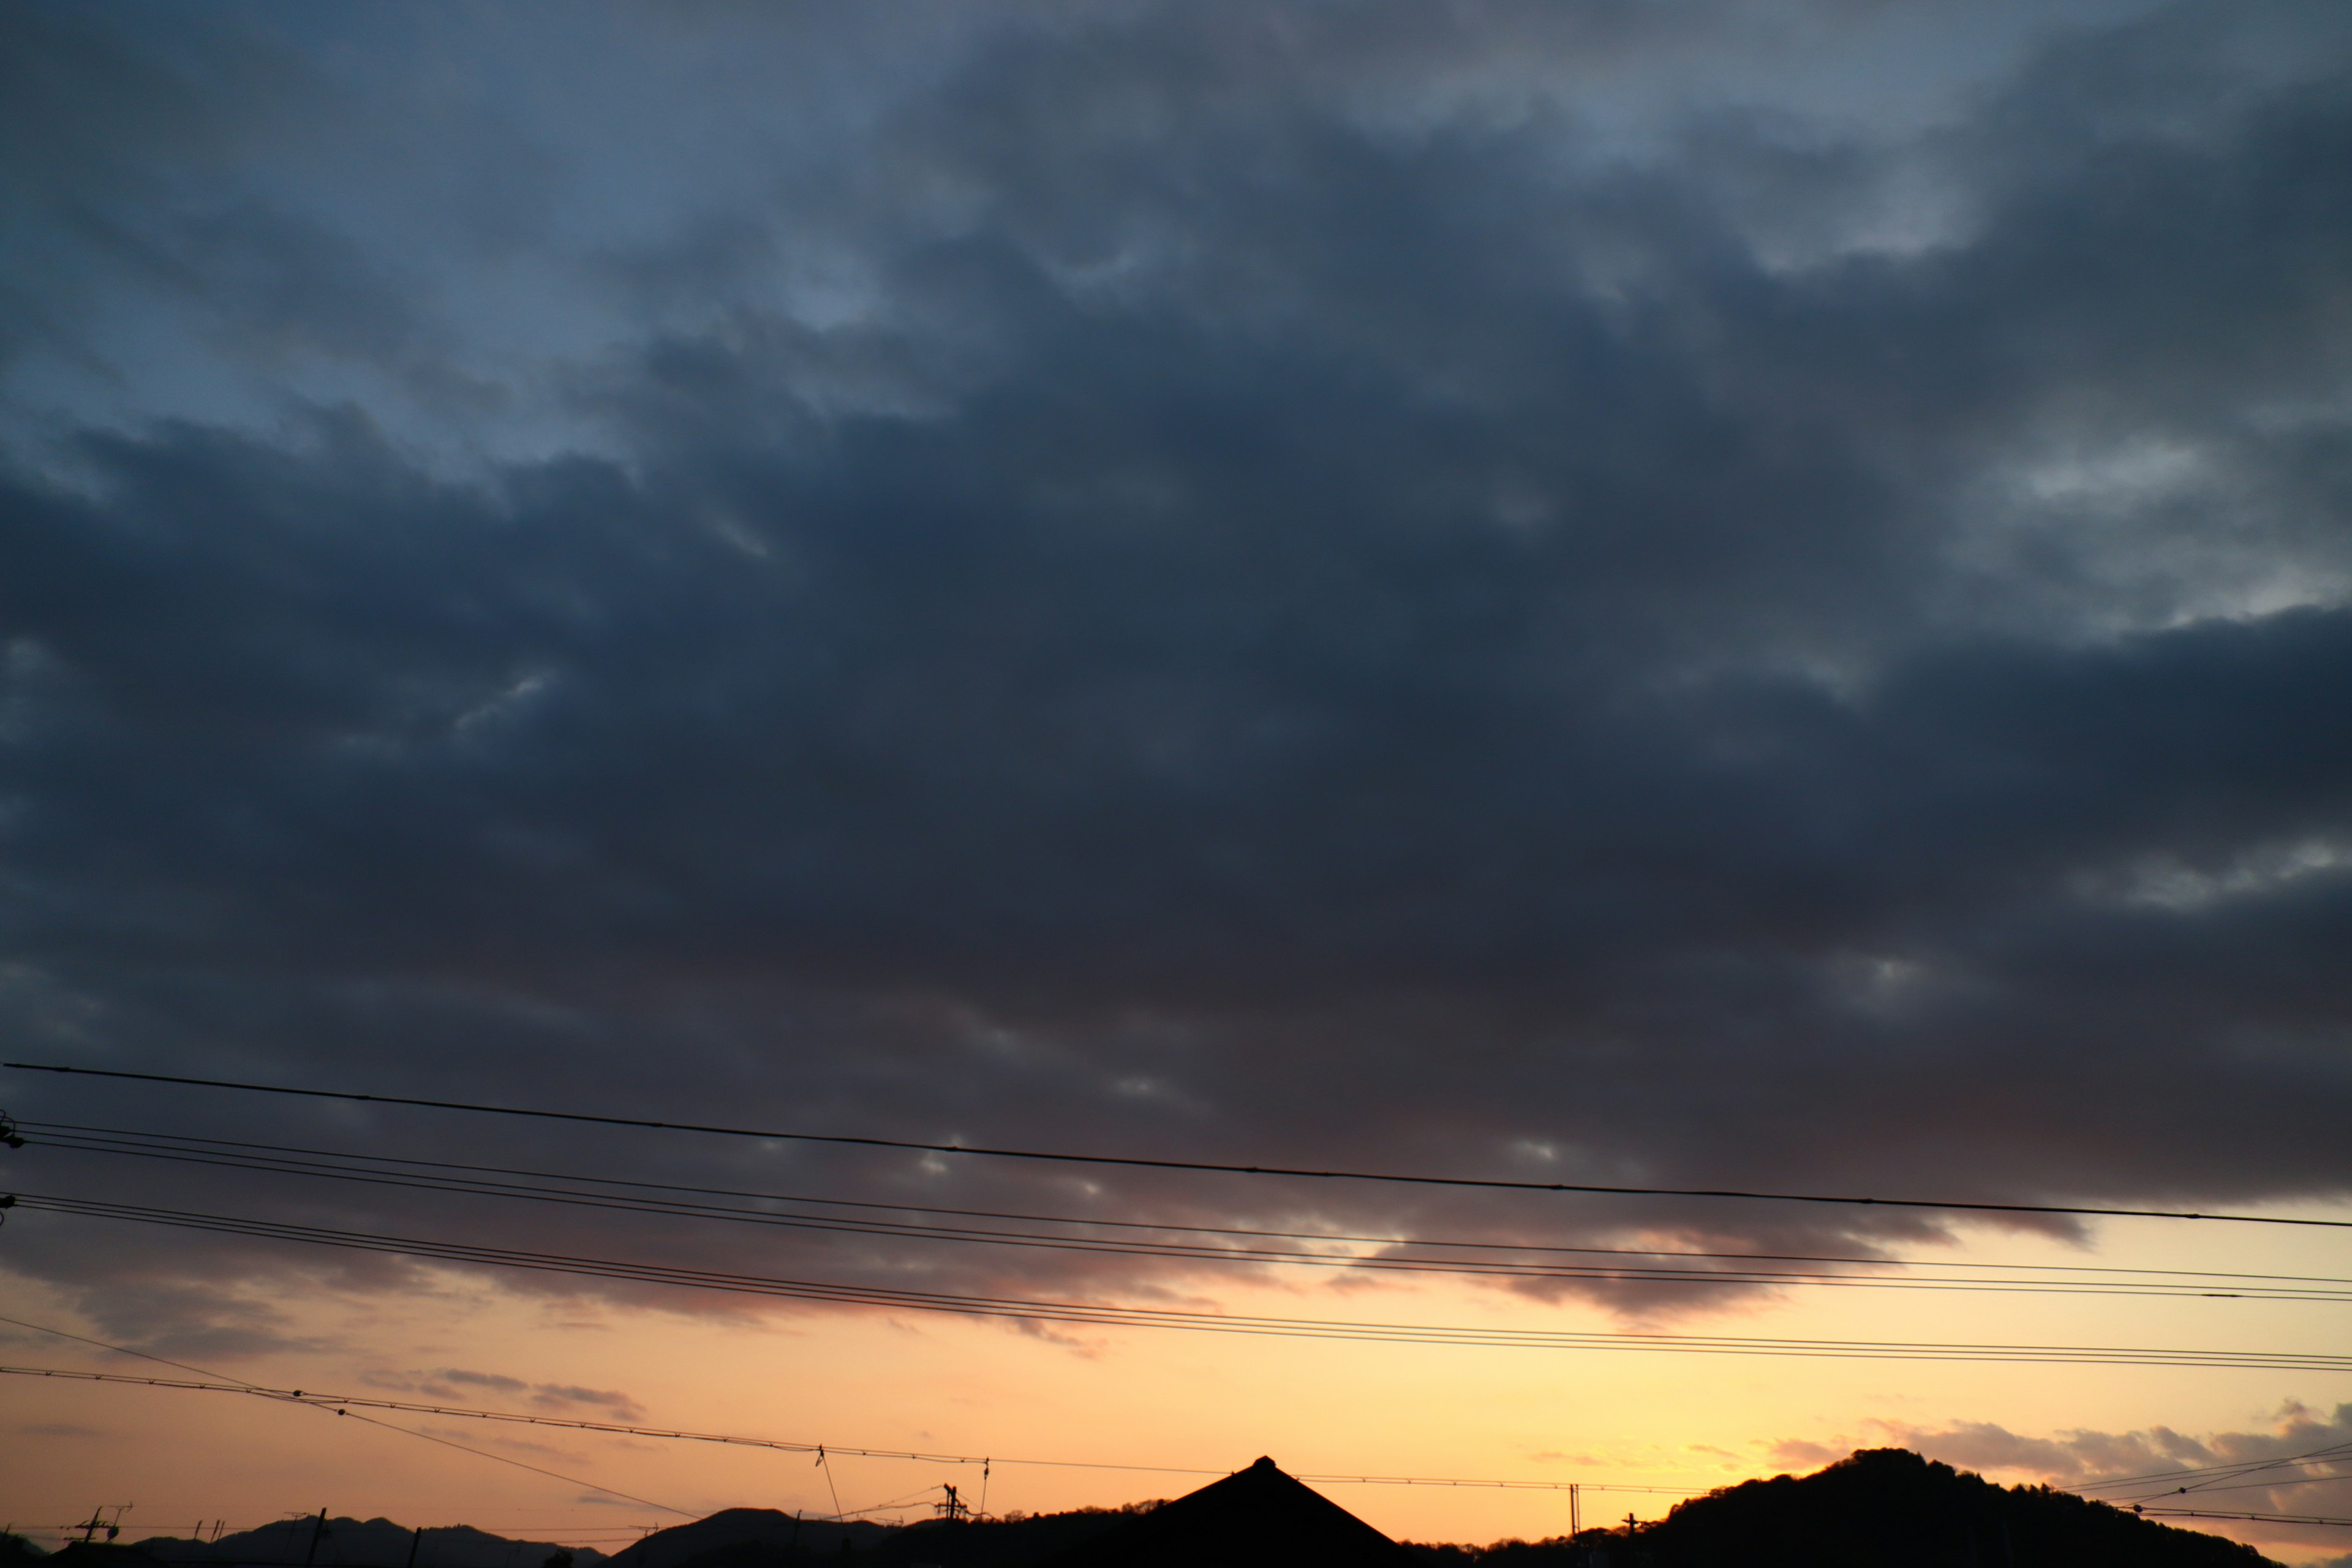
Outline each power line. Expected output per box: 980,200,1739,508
8,1523,673,1547
0,1310,274,1390
2114,1474,2352,1499
2134,1508,2352,1528
331,1406,694,1517
14,1062,2349,1231
0,1317,690,1517
36,1118,2350,1285
2075,1438,2352,1496
26,1123,2350,1302
16,1193,2352,1370
2123,1455,2352,1501
0,1363,1693,1496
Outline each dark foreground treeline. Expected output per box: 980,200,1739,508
9,1449,2276,1568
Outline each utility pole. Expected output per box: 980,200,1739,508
75,1507,129,1545
405,1526,426,1568
302,1509,328,1568
1569,1483,1580,1537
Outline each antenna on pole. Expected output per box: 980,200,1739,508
74,1506,130,1544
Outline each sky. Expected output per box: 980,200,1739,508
2,0,2351,1560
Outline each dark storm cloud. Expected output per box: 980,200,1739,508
1,0,2350,1342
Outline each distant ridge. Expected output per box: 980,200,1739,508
130,1519,605,1568
1036,1457,1422,1568
1411,1449,2281,1567
1629,1449,2277,1567
605,1509,887,1568
69,1449,2277,1568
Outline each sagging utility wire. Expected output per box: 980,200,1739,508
15,1192,2352,1371
23,1121,2352,1302
2071,1436,2352,1502
0,1362,1691,1493
0,1316,691,1516
2132,1508,2352,1529
12,1061,2350,1230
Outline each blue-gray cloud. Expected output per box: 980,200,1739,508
0,0,2348,1342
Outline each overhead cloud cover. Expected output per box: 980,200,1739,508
2,0,2350,1343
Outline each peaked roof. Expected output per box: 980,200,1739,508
1036,1457,1423,1568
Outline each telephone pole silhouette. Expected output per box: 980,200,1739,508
73,1507,129,1544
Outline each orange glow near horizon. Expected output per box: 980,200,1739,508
7,1206,2350,1565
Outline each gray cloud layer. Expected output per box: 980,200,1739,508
1,0,2350,1342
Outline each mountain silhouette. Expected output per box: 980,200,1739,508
1034,1457,1422,1568
45,1447,2277,1568
133,1520,605,1568
1411,1449,2278,1567
607,1510,888,1568
1634,1448,2275,1567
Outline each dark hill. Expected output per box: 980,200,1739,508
606,1510,887,1568
1036,1457,1422,1568
41,1550,162,1568
597,1501,1150,1568
1641,1448,2274,1567
1412,1449,2278,1568
743,1506,1143,1568
134,1520,605,1568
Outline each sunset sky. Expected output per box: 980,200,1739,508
2,2,2350,1564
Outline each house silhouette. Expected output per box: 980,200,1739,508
1035,1457,1422,1568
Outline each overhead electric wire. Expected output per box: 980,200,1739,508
2074,1438,2352,1496
2078,1449,2352,1510
2117,1458,2352,1501
0,1309,275,1390
835,1483,951,1518
2133,1507,2352,1528
16,1061,2351,1231
34,1118,2351,1289
25,1123,2351,1303
0,1316,692,1517
0,1362,1700,1496
2109,1474,2352,1499
328,1406,695,1517
15,1192,2352,1371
